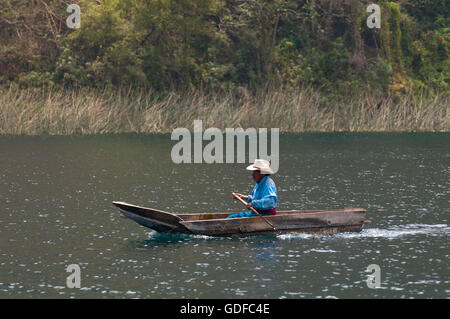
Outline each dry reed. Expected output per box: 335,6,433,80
0,86,448,135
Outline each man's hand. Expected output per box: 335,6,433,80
233,193,249,201
246,202,253,209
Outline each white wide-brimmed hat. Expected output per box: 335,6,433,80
246,159,274,175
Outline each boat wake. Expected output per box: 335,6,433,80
277,224,450,240
141,224,450,242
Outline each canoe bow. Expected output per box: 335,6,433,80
112,201,191,233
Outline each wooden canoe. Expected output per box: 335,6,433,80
113,201,368,237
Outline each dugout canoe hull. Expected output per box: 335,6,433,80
113,201,367,236
113,201,367,237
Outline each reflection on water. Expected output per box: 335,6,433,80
134,232,223,247
0,133,449,298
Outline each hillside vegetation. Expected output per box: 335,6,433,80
0,1,448,134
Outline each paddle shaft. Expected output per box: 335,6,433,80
232,192,277,231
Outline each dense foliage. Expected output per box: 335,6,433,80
1,0,448,96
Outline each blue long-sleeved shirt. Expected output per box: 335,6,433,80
247,176,278,211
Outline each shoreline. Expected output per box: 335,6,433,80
1,130,450,137
1,87,448,135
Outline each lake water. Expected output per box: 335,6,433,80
1,133,449,298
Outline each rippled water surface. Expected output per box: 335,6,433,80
1,133,449,298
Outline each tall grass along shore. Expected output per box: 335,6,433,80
0,86,448,135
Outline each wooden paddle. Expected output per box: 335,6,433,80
232,192,277,231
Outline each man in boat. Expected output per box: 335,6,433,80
227,159,277,218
